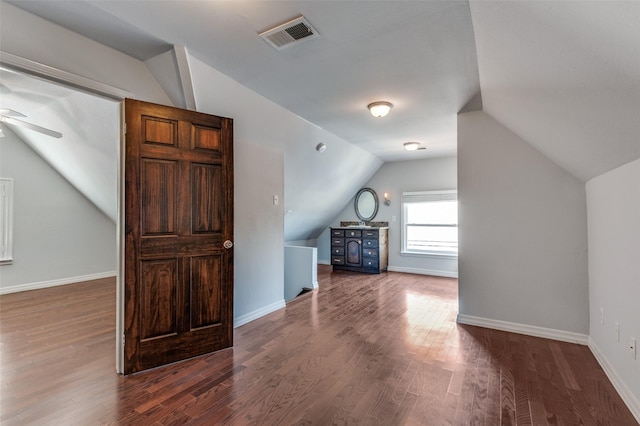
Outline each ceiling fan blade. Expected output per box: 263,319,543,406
0,115,63,138
0,108,27,117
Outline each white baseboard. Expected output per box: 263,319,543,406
0,271,117,295
234,299,286,328
387,265,458,278
456,314,589,345
588,338,640,423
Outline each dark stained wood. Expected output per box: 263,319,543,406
124,99,234,374
0,269,638,425
331,227,389,274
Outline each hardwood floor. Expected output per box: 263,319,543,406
0,267,637,425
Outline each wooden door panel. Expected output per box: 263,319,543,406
190,255,222,329
143,116,177,146
139,237,222,257
192,126,221,151
124,99,233,374
141,159,178,236
191,164,221,233
139,259,178,340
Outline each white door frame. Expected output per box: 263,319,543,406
0,51,133,373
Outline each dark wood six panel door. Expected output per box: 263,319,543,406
124,99,233,374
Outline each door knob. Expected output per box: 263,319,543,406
223,240,234,249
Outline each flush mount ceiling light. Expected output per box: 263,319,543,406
404,142,421,151
367,101,393,118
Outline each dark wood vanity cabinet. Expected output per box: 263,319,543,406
330,227,388,274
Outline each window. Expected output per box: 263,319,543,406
402,190,457,256
0,178,14,265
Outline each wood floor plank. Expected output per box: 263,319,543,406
0,270,638,425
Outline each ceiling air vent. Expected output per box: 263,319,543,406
259,16,319,50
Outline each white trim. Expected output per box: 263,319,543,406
456,314,589,345
588,337,640,423
173,45,197,110
388,265,458,278
0,178,14,265
403,189,458,200
400,250,458,259
234,299,286,328
0,51,133,100
0,271,117,295
116,102,126,374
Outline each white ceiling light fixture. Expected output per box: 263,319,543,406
403,142,421,151
367,101,393,118
316,142,326,152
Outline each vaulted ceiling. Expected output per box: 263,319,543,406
5,0,483,161
471,1,640,181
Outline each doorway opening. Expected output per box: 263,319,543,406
0,53,129,372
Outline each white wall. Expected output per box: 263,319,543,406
457,111,589,335
587,158,640,417
186,55,382,243
0,128,116,293
317,156,458,277
233,141,285,325
284,245,318,301
188,54,380,322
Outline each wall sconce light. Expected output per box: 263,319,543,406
383,192,391,206
368,101,393,118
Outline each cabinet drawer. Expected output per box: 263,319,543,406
363,230,378,238
331,238,344,246
345,229,362,238
363,248,378,258
332,247,345,255
331,256,345,265
331,229,344,237
363,239,377,248
363,259,379,269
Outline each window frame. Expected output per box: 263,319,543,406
0,178,14,265
401,190,458,258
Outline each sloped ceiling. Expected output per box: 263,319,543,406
470,1,640,181
6,0,481,161
0,68,119,221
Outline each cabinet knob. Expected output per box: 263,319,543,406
223,240,234,249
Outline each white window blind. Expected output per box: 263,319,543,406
402,190,458,256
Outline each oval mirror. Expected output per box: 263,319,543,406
354,188,379,222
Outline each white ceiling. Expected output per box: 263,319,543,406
471,1,640,181
5,0,482,162
3,0,639,184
